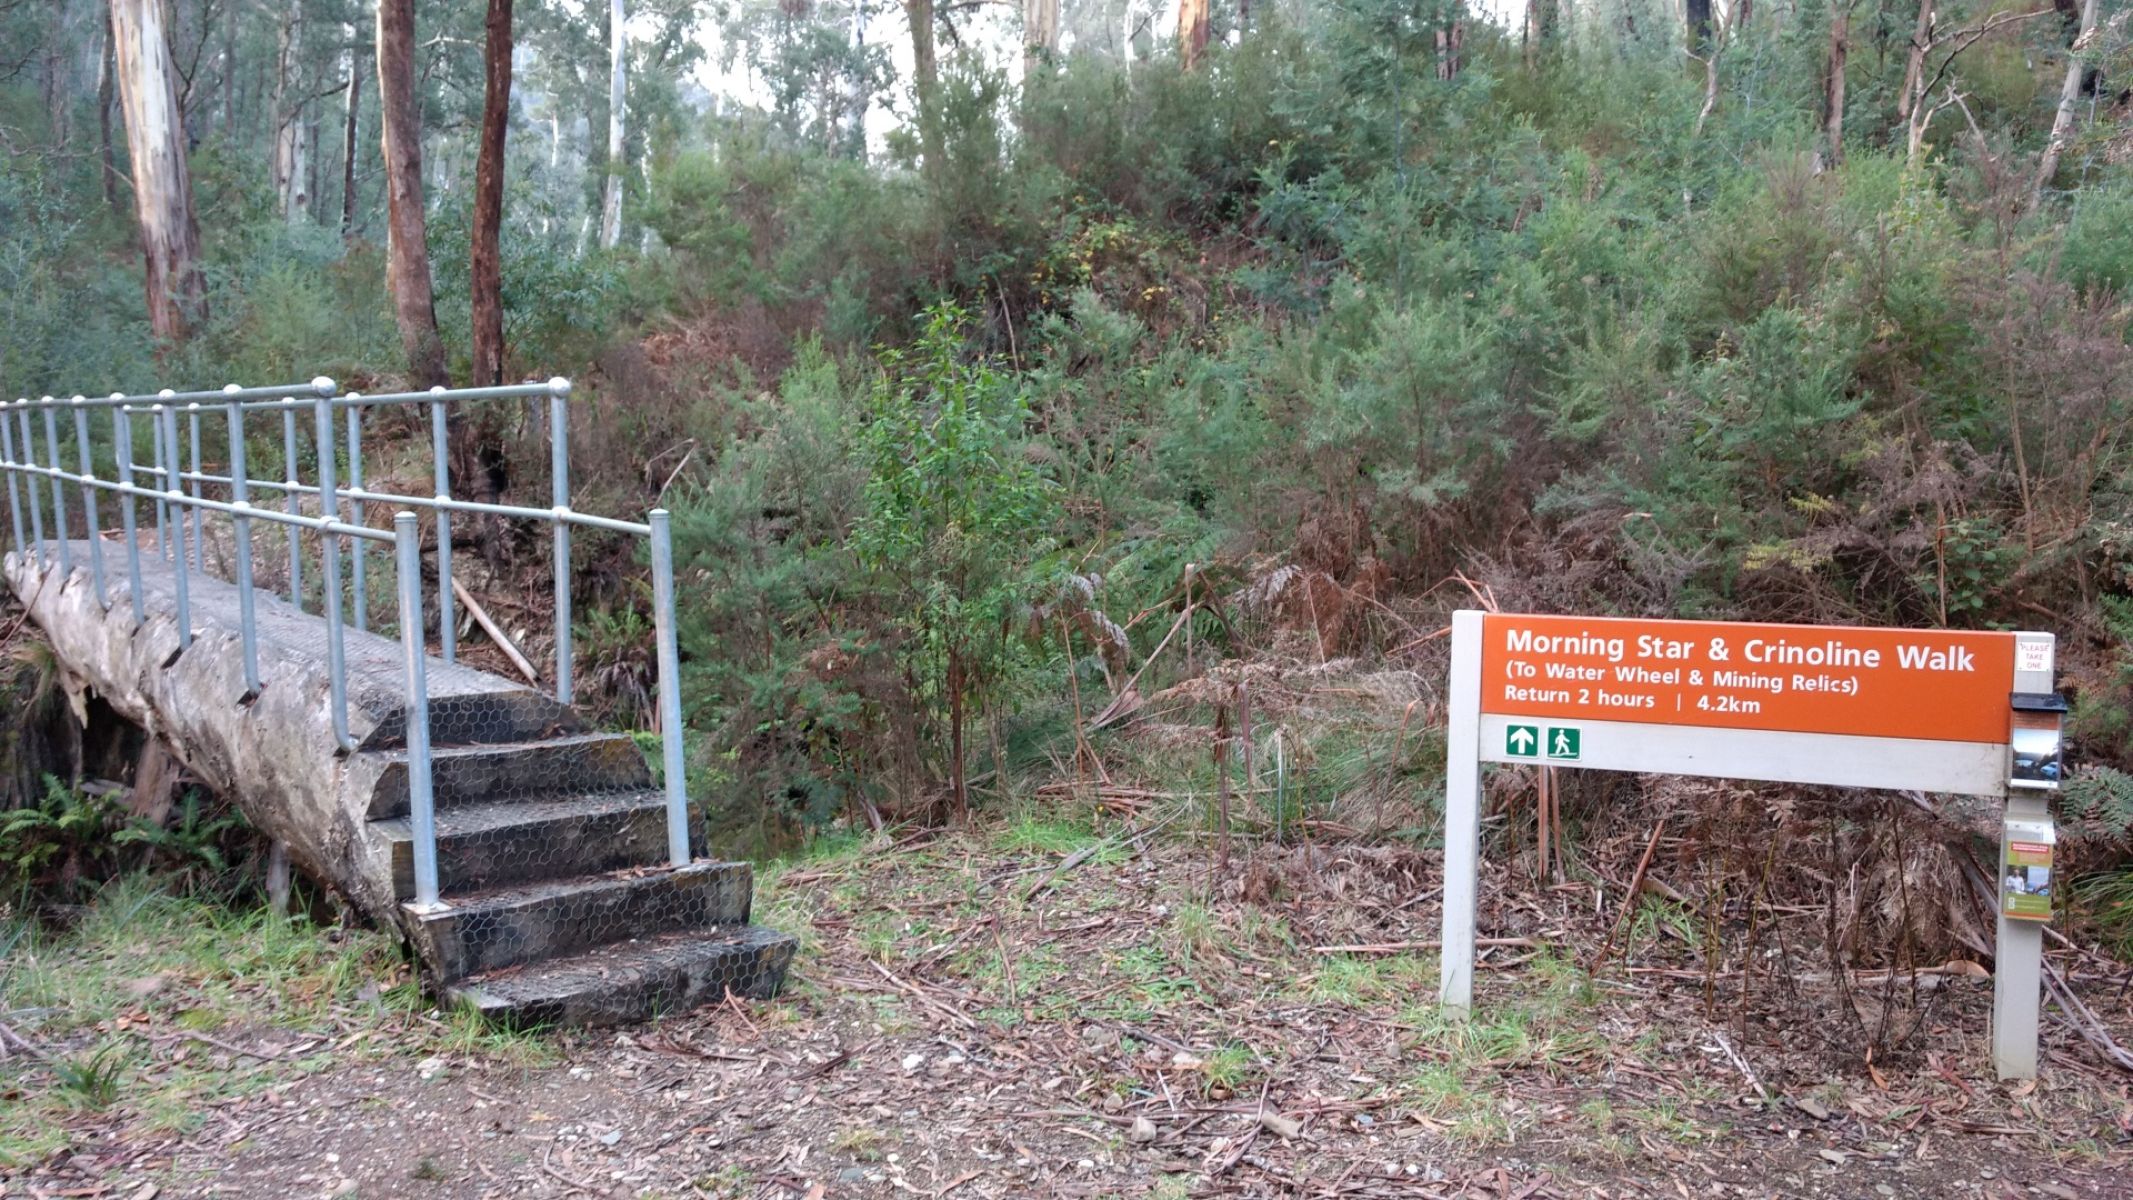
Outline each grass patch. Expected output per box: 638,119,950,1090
1407,1062,1516,1146
1201,1042,1256,1096
1081,942,1200,1021
0,875,420,1169
994,810,1125,863
1170,902,1219,959
830,1124,887,1160
1398,957,1606,1080
1310,952,1431,1006
46,1040,131,1109
4,876,406,1040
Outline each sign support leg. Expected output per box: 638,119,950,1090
1440,609,1484,1015
1993,793,2049,1081
1995,631,2058,1081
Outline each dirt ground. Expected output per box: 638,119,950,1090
7,825,2133,1200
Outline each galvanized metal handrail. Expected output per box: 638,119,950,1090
0,376,694,915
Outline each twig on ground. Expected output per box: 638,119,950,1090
154,1029,293,1061
1710,1030,1771,1102
2043,959,2133,1073
1314,937,1538,955
540,1142,604,1196
451,577,540,686
1591,820,1666,973
1092,603,1195,730
0,1018,54,1063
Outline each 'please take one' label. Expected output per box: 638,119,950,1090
1481,614,2015,744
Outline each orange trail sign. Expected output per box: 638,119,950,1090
1437,609,2060,1085
1482,614,2015,743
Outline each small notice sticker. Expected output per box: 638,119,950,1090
2003,840,2053,922
2017,640,2053,677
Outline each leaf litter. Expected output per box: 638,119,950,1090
4,825,2131,1198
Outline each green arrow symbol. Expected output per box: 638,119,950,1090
1508,726,1537,755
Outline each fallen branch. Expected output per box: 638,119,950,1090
1313,937,1538,955
1023,843,1101,901
1710,1030,1771,1102
451,577,541,687
2043,959,2133,1073
1091,604,1195,730
539,1143,603,1196
1590,820,1666,973
868,959,978,1030
154,1029,296,1061
0,1018,54,1063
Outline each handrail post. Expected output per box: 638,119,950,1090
2,405,25,565
649,508,691,867
550,378,573,703
18,407,44,564
153,390,174,559
71,398,107,608
225,386,260,697
42,401,72,577
113,403,144,626
187,404,204,570
282,400,303,610
157,405,190,649
395,511,443,911
429,388,455,664
314,387,353,752
346,406,367,632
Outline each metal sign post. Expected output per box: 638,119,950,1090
1439,611,2060,1080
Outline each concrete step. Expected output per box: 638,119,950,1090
406,861,754,983
365,732,653,819
373,791,690,900
443,925,797,1027
362,688,586,752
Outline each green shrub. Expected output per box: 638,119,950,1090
851,304,1058,820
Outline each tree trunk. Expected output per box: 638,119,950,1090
43,6,70,149
1819,0,1852,170
600,0,626,250
1897,0,1934,130
98,8,123,218
307,106,323,221
1178,0,1210,70
849,0,868,158
1526,0,1559,66
1435,9,1465,81
1693,40,1723,139
376,0,448,388
1686,0,1714,51
221,0,237,139
948,652,968,825
111,0,208,345
342,39,364,241
1022,0,1060,76
272,10,312,222
2033,0,2098,208
907,0,943,189
472,0,513,388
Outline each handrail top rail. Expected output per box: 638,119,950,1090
2,460,395,544
334,380,571,407
10,377,571,414
144,465,656,536
10,380,335,409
